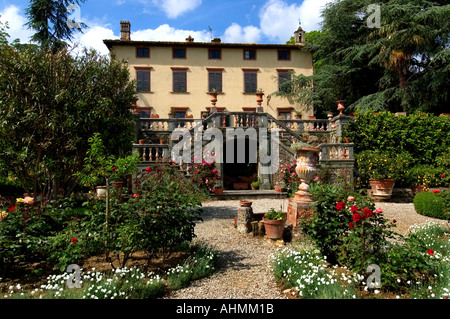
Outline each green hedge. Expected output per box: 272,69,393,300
344,111,450,187
413,191,450,220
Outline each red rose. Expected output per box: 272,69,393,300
441,174,446,178
432,189,440,193
133,193,138,198
363,207,373,218
7,205,15,212
349,222,355,228
112,166,116,171
146,167,152,172
375,207,383,214
336,202,346,211
393,219,397,223
428,249,434,256
353,213,363,222
71,238,77,244
350,205,358,213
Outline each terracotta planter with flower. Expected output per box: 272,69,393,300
263,209,286,240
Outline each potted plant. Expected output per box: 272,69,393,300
406,165,433,195
251,179,260,190
356,150,411,199
274,180,286,193
263,208,286,240
255,89,264,103
214,182,224,195
295,111,302,119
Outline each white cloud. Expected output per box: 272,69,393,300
259,0,331,43
152,0,202,19
71,25,118,56
222,23,261,43
0,5,34,43
131,24,211,42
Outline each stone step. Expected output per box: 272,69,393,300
212,190,289,200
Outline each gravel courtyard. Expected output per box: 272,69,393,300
165,199,449,299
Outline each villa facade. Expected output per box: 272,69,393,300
103,21,314,121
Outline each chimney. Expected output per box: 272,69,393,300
294,26,305,45
120,21,131,41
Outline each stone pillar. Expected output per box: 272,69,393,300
236,200,253,233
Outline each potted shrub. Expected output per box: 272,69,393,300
263,208,286,240
356,150,412,199
251,179,260,190
406,165,429,195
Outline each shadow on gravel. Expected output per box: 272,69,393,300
216,249,252,271
200,206,237,221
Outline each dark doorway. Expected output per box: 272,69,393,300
222,137,258,190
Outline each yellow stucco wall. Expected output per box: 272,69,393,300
110,44,314,118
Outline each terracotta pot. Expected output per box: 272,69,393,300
274,187,285,193
239,200,252,207
138,139,145,144
263,217,286,240
370,179,395,199
256,93,264,103
112,181,123,189
411,185,426,196
215,188,224,195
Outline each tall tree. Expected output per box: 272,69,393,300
0,42,136,200
25,0,87,50
275,0,450,116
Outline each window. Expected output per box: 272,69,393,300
244,49,256,60
243,71,257,93
278,70,292,93
208,71,222,92
173,48,186,59
278,50,291,60
278,111,292,120
136,47,149,58
138,108,152,119
209,48,221,59
136,69,150,92
173,70,187,93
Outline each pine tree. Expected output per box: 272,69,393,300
276,0,450,116
25,0,87,50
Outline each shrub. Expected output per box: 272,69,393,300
299,183,349,264
336,196,397,273
414,191,450,220
0,196,53,275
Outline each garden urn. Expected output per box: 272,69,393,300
290,142,321,202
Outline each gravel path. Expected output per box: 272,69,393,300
165,199,449,299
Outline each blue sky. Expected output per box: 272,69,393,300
0,0,331,55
